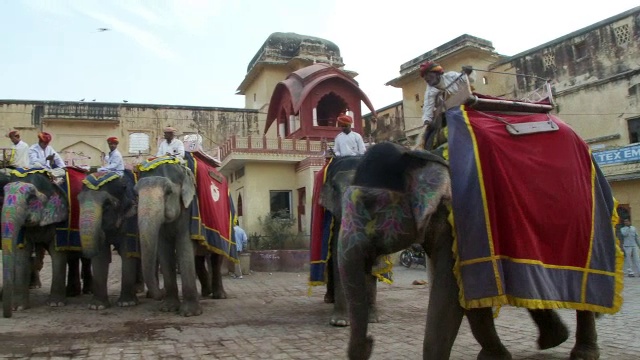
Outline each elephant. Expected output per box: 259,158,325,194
314,155,380,327
135,161,228,317
1,171,92,318
339,141,608,360
78,170,141,309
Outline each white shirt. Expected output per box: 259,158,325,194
156,138,185,158
334,131,366,157
11,140,30,168
422,71,473,125
28,144,66,169
99,149,124,176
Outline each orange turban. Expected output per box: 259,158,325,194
337,114,353,126
107,136,119,144
38,132,52,144
419,61,444,77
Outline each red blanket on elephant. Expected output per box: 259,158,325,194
55,166,87,250
185,151,237,262
447,106,623,313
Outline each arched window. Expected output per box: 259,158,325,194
236,193,243,217
316,92,347,127
128,133,150,154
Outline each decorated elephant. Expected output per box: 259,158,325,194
340,130,621,359
78,170,140,309
135,154,235,317
310,155,387,326
2,168,93,318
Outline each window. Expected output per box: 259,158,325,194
270,190,292,218
482,76,488,85
414,93,420,102
543,52,555,70
614,24,630,46
627,117,640,144
235,167,244,180
129,132,150,154
237,194,243,217
574,41,588,60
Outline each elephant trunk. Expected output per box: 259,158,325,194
338,224,374,359
78,193,105,259
2,182,32,318
137,187,164,300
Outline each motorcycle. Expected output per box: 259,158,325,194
399,243,427,268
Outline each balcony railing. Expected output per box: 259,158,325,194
45,103,119,120
220,135,328,161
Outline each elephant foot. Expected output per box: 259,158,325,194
159,298,181,312
570,344,600,360
330,312,349,327
116,295,139,307
135,282,145,294
46,296,66,307
210,289,227,299
179,301,203,317
88,298,110,310
82,283,93,295
11,303,29,312
29,275,42,289
477,348,512,360
201,288,212,298
147,288,166,300
537,319,569,350
348,336,373,360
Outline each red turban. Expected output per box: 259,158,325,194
419,61,444,77
38,132,52,144
107,136,119,144
337,114,353,126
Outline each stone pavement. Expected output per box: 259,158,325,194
0,255,639,360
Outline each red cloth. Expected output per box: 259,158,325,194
192,151,232,242
65,167,86,231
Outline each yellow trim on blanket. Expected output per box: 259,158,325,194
9,168,48,177
82,174,120,190
137,157,181,172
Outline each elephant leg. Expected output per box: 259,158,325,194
47,246,67,307
116,255,139,307
466,308,512,360
13,245,33,311
176,237,202,316
88,244,111,310
529,309,569,349
570,311,599,360
29,245,45,289
81,256,92,295
209,254,227,299
65,254,82,297
135,258,145,294
422,244,465,359
195,255,212,297
157,239,180,312
330,251,349,327
324,257,335,304
366,275,378,323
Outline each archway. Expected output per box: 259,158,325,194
316,92,348,127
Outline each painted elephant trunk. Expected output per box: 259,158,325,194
339,229,374,360
79,196,104,259
137,188,164,300
2,183,34,318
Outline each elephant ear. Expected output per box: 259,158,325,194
181,167,197,209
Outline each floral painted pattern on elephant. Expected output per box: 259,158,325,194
406,163,451,235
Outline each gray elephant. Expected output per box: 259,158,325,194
339,142,616,360
1,171,87,317
312,155,381,327
78,170,140,309
135,160,227,317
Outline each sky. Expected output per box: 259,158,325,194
1,0,639,110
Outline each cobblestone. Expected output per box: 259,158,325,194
0,256,639,359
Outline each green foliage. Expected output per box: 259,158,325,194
248,210,307,250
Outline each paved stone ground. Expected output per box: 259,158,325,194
0,255,639,360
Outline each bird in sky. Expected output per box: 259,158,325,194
97,27,110,32
123,100,129,103
79,98,85,101
92,99,96,102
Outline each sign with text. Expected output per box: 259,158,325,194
593,144,640,165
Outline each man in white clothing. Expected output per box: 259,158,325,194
333,114,366,157
28,132,66,169
620,218,640,277
232,222,248,279
421,61,474,127
156,126,185,159
98,136,125,176
7,130,30,168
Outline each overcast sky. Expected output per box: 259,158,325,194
1,1,638,110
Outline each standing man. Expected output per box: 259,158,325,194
156,126,185,159
28,132,66,169
620,218,640,277
333,114,366,157
98,136,124,176
7,130,29,168
233,221,248,279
